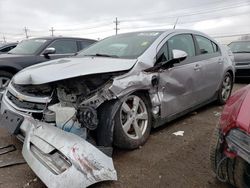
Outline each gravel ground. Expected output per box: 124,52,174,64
0,82,248,188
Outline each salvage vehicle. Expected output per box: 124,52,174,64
228,40,250,78
0,29,234,187
210,85,250,188
0,42,18,54
0,37,96,94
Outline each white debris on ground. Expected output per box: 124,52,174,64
172,131,184,136
23,178,37,188
213,111,221,117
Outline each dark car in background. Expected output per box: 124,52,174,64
0,37,96,93
228,40,250,78
0,42,18,54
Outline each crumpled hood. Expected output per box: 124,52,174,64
13,56,137,85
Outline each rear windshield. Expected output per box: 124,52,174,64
78,31,162,59
228,41,250,53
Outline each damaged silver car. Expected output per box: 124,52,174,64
0,29,234,187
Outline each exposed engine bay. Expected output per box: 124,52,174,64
11,72,126,147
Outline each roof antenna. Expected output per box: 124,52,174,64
173,17,179,29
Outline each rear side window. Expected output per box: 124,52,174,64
168,34,195,57
195,35,214,54
49,40,77,54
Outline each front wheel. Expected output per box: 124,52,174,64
217,72,233,105
113,94,152,149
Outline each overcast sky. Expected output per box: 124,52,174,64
0,0,250,43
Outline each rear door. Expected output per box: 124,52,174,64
157,34,204,118
194,35,223,101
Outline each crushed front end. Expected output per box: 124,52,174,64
0,75,118,187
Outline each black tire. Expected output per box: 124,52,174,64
113,93,152,149
209,126,250,187
233,157,250,188
217,72,233,105
0,70,13,90
209,125,228,180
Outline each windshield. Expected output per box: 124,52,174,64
228,41,250,53
9,39,48,55
78,31,162,59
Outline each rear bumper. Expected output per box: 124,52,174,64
235,66,250,78
22,121,117,188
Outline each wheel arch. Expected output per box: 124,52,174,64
0,65,21,75
96,89,153,148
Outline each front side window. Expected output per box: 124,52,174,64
228,41,250,53
9,39,47,55
168,34,195,57
78,31,162,59
195,35,214,54
48,40,77,54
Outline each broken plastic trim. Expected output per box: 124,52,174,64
226,128,250,164
22,120,117,188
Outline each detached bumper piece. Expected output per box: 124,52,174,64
22,121,117,188
226,129,250,164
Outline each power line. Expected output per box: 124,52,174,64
121,1,250,23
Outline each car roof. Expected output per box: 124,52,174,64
29,36,97,41
230,40,250,43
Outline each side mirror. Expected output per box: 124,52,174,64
43,47,56,57
172,49,188,62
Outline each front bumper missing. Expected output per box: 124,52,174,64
22,120,117,188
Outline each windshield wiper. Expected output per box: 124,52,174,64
84,53,119,58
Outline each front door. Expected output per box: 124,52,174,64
157,34,204,118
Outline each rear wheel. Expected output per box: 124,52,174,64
217,72,233,105
113,94,152,149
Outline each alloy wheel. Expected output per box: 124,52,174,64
120,95,148,140
221,75,232,101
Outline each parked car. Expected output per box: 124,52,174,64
0,42,18,54
210,85,250,188
228,40,250,78
0,29,234,187
0,37,96,93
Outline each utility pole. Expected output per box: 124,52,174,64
113,17,120,35
24,27,29,39
49,27,55,37
3,35,6,43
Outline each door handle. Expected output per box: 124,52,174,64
194,64,201,71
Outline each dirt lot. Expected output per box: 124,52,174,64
0,82,248,188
